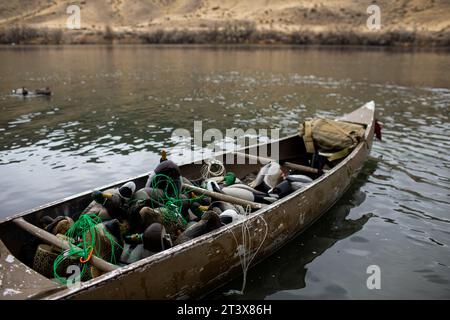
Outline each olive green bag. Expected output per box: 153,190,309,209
299,118,365,157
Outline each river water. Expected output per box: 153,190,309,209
0,45,449,299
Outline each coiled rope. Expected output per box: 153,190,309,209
201,158,226,180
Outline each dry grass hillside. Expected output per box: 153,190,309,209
0,0,449,45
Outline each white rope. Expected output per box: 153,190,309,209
201,158,226,180
224,205,269,296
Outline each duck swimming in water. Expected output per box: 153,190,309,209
12,87,28,96
12,87,52,97
34,87,52,96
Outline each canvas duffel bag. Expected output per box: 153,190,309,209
299,118,365,154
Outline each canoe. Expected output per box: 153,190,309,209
0,101,376,300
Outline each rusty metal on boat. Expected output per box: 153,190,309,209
0,101,376,299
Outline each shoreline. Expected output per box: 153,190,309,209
2,44,450,54
1,26,449,47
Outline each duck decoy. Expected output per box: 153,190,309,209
40,215,74,235
118,181,136,200
219,209,244,225
89,181,135,219
133,206,164,233
143,223,173,252
286,174,313,184
139,206,185,239
120,222,172,265
146,160,182,197
208,200,245,215
221,185,277,204
249,162,283,192
84,219,123,278
174,211,223,245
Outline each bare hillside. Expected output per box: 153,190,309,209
0,0,449,45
